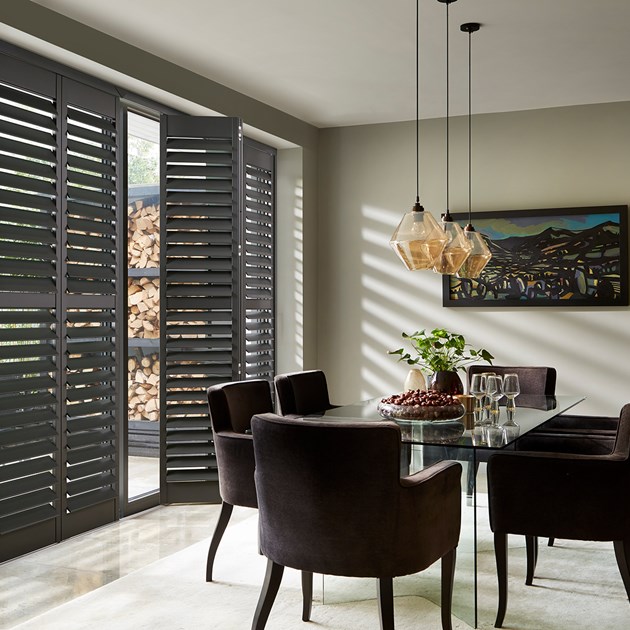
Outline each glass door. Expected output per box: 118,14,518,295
125,111,160,508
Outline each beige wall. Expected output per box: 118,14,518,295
318,103,630,416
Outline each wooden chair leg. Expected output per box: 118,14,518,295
251,559,284,630
377,577,394,630
206,501,234,582
466,461,480,499
441,547,456,630
613,540,630,601
525,535,538,586
301,571,313,621
494,532,508,628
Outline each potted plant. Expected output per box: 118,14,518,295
388,327,494,394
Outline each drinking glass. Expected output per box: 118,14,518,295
485,374,504,425
503,373,520,424
486,423,506,447
480,371,496,423
469,374,487,426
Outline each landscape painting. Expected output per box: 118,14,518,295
443,205,628,307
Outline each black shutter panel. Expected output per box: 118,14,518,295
60,79,119,537
160,116,241,503
0,58,59,560
241,138,275,380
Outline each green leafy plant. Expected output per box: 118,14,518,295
388,327,494,374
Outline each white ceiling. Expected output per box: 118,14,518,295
26,0,630,128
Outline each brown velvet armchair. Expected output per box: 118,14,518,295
487,403,630,628
273,369,337,416
250,413,462,630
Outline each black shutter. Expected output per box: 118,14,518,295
0,58,60,560
61,79,120,537
0,57,121,561
241,138,275,380
160,116,241,503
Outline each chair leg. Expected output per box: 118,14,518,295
548,537,555,547
206,501,234,582
466,461,480,499
494,532,508,628
377,577,395,630
251,559,284,630
301,571,313,621
613,540,630,601
441,547,456,630
525,535,538,586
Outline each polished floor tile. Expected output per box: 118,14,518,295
0,503,236,629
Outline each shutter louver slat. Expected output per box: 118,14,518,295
0,305,58,539
0,81,57,299
242,139,275,381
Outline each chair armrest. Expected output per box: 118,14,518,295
396,460,462,568
515,432,615,455
401,459,461,488
538,414,618,433
212,430,257,508
488,450,629,540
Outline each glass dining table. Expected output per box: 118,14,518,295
310,394,585,628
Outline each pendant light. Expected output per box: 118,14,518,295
432,0,472,275
390,0,448,271
456,21,492,279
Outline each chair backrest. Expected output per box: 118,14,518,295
207,379,273,434
251,413,462,578
467,365,556,396
274,370,333,415
611,403,630,460
206,379,274,508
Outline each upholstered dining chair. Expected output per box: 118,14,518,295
273,369,337,416
206,379,273,582
250,413,462,630
487,403,630,628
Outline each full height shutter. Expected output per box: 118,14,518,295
160,116,241,503
61,79,120,537
0,58,59,560
241,138,275,380
0,57,121,561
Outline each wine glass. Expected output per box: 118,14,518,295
469,374,487,426
485,374,504,425
502,373,520,426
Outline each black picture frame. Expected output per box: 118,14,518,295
442,205,629,307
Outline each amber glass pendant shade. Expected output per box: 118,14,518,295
390,201,449,271
432,216,472,275
456,224,492,279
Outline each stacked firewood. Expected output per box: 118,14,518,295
128,277,159,338
128,353,160,421
128,202,159,268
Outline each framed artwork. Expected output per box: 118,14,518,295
443,205,629,307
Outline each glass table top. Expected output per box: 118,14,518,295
314,394,585,449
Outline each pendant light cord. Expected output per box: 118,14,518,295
416,0,420,202
445,0,450,215
467,26,472,226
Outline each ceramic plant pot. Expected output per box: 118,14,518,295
428,370,464,395
404,368,426,392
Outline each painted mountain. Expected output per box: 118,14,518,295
448,216,626,304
